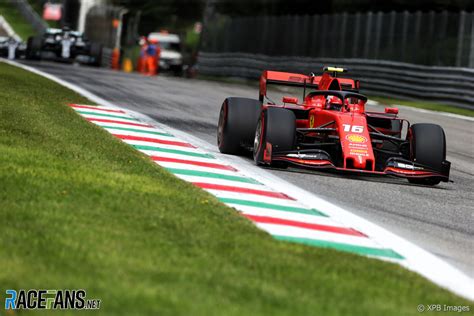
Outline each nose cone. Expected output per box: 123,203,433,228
338,116,375,171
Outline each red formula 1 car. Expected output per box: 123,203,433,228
217,67,451,185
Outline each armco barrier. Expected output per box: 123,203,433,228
197,52,474,110
101,47,113,68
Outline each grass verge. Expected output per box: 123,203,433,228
370,96,474,117
0,1,36,40
0,62,471,315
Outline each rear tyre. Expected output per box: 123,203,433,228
26,36,42,60
217,97,261,155
254,107,296,168
89,43,103,66
408,123,446,185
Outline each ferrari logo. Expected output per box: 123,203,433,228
309,115,315,128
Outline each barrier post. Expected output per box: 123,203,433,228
470,12,474,67
111,47,120,70
123,58,133,72
456,11,466,67
363,11,373,58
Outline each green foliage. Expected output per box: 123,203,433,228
184,27,200,52
113,0,204,35
0,1,36,39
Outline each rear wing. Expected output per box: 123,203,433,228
259,71,321,102
259,70,359,102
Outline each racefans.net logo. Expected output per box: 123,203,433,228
4,289,101,310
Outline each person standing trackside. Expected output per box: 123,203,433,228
145,38,161,76
137,36,147,73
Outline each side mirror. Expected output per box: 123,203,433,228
385,107,399,114
282,96,298,104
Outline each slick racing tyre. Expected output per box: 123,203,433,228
408,123,446,185
26,36,42,60
217,97,261,155
254,107,296,168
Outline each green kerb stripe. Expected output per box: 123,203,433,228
77,110,137,121
219,198,327,217
132,145,214,158
99,125,171,136
167,168,261,184
274,235,404,259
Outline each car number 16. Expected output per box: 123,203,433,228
342,124,364,133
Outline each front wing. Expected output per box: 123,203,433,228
263,145,450,182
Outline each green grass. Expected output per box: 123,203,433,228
0,62,471,315
0,1,37,40
370,96,474,117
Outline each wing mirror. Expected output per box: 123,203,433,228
282,96,298,104
385,107,399,114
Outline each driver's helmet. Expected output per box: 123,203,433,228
325,96,343,111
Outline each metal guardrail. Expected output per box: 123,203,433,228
85,5,121,49
203,11,474,68
198,52,474,110
10,0,48,35
101,47,113,68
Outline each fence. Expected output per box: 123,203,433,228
202,11,474,68
198,52,474,109
84,5,122,49
10,0,48,35
198,11,474,109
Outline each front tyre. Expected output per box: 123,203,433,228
217,97,261,155
254,107,296,167
408,123,446,185
26,36,42,60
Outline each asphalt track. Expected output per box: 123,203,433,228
20,60,474,278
